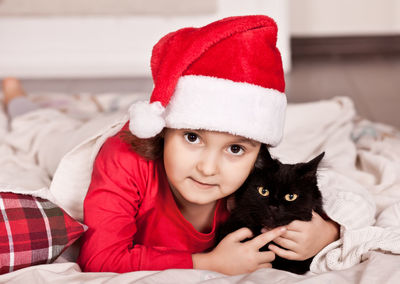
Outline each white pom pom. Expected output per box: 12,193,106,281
128,101,166,138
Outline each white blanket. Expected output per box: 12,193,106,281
271,97,400,272
1,252,400,284
1,93,400,282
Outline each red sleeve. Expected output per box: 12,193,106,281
77,134,193,272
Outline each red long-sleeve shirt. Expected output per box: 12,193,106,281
77,125,230,272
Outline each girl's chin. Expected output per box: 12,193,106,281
183,195,218,206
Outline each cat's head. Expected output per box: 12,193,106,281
236,146,325,229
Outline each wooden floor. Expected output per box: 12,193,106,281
19,53,400,130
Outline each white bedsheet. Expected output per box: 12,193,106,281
1,252,400,283
1,93,400,283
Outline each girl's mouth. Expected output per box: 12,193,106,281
189,177,218,189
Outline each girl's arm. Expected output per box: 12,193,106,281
193,227,286,275
268,211,339,260
269,169,376,268
78,137,193,272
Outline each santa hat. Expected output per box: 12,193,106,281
129,15,286,146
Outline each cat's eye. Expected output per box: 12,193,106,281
258,186,269,197
284,193,298,201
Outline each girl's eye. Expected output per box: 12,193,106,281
258,186,269,197
284,193,298,201
184,132,200,144
228,145,244,155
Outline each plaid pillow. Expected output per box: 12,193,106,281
0,192,85,274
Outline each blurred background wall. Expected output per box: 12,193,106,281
1,0,400,78
1,0,399,127
0,0,290,78
291,0,400,36
1,0,399,77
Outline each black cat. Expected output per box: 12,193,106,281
216,145,326,274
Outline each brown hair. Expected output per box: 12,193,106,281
120,129,165,160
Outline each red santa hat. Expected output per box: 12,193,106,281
129,15,286,146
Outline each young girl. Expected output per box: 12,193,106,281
2,15,339,276
77,15,339,275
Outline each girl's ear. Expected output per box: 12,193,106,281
254,144,278,170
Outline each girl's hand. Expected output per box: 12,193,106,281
268,211,339,261
193,226,286,275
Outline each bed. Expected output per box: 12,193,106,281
1,91,400,283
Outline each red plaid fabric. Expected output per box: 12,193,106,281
0,192,85,274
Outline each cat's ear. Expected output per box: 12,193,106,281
254,144,278,170
298,152,325,176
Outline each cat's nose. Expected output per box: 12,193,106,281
269,205,279,212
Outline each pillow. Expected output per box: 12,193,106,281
0,192,86,274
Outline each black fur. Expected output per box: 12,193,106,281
216,145,325,274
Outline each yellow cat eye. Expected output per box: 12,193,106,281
284,193,298,201
258,186,269,197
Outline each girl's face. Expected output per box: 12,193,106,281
163,128,261,207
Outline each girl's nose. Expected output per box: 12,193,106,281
196,151,219,176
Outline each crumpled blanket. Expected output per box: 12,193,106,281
270,97,400,272
1,93,400,274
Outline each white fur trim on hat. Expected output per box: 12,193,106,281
164,75,287,146
129,101,165,138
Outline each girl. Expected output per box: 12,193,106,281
77,15,339,275
2,15,339,276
